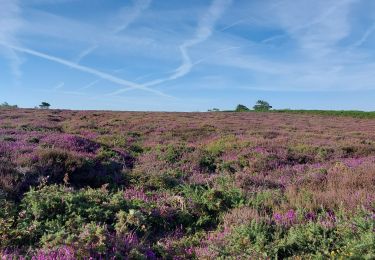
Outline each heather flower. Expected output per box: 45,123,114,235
41,134,100,154
2,108,375,259
286,209,296,223
273,213,283,223
32,246,76,260
344,158,365,168
144,249,157,260
273,210,297,226
305,212,317,221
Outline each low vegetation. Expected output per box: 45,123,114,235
0,109,374,258
274,109,375,119
0,102,18,109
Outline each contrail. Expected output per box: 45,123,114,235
262,0,352,44
53,82,65,90
74,44,99,64
77,79,101,91
107,46,240,96
75,0,152,63
77,68,161,92
0,42,173,98
108,0,232,96
168,0,233,81
193,46,241,65
113,0,152,34
351,23,375,48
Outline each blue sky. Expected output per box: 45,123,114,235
1,0,375,111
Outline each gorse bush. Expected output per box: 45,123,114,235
180,183,245,229
200,209,374,259
2,185,158,258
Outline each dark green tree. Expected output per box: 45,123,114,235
39,102,51,109
235,104,250,112
253,100,272,111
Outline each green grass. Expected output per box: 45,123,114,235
273,109,375,119
222,109,375,119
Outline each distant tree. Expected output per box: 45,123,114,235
0,102,18,109
208,108,220,112
253,100,272,111
235,104,250,112
39,102,51,109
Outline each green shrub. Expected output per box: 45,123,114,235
205,209,375,259
180,184,245,229
9,185,128,248
199,152,217,173
129,168,183,190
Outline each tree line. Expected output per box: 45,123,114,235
208,100,273,112
0,102,51,109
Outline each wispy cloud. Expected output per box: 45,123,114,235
3,0,375,111
75,0,152,63
108,0,232,96
77,79,101,91
0,42,173,98
53,81,64,90
273,0,357,57
25,0,76,4
0,0,23,79
350,23,375,49
165,0,233,80
74,44,99,64
110,46,242,96
112,0,152,34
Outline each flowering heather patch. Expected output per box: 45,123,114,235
40,133,100,154
1,246,76,260
0,109,374,258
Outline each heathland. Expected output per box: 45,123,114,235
1,109,374,259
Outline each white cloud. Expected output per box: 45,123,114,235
169,0,233,80
112,0,152,34
0,42,173,98
0,0,23,79
75,0,152,63
350,23,375,48
3,0,375,104
53,81,64,90
273,0,357,58
24,0,76,4
108,0,233,96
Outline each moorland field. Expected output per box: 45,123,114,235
0,109,374,259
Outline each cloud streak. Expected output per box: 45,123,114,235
351,23,375,49
112,0,152,34
108,0,232,96
75,0,152,63
53,82,65,90
164,0,233,80
0,0,23,79
273,0,357,58
0,42,173,98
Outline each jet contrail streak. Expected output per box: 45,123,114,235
0,42,173,98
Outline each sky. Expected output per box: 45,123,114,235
1,0,375,111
